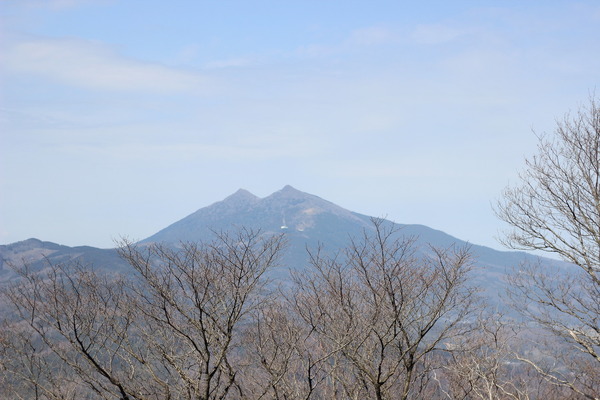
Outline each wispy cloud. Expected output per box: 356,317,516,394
295,43,335,58
411,24,470,45
295,25,398,59
57,140,317,163
3,37,211,93
16,0,112,10
204,57,255,70
349,26,397,46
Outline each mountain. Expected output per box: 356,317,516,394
0,239,127,282
140,185,569,304
144,185,367,242
140,185,544,265
1,185,570,306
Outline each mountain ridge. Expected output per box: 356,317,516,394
1,185,571,308
141,185,371,245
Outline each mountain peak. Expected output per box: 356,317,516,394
143,185,367,244
224,188,258,202
271,185,309,199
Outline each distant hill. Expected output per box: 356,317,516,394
0,239,127,282
1,185,571,306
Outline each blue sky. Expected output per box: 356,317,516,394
1,0,599,249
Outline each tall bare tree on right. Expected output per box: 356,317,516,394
496,96,600,399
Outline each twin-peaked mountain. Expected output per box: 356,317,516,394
139,185,562,302
0,185,568,305
143,185,375,257
144,185,472,251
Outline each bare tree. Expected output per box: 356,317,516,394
1,229,286,400
430,313,569,400
2,262,143,399
239,297,334,400
496,96,600,399
289,218,480,400
117,229,285,400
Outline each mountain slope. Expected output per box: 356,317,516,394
143,185,369,242
141,185,540,267
140,185,570,305
2,186,570,307
0,238,127,282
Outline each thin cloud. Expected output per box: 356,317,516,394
295,26,397,59
57,141,317,163
411,24,470,45
349,26,397,46
295,43,335,58
204,57,255,70
15,0,113,10
3,37,211,93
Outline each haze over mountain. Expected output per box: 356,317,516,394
1,185,569,305
141,185,568,303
